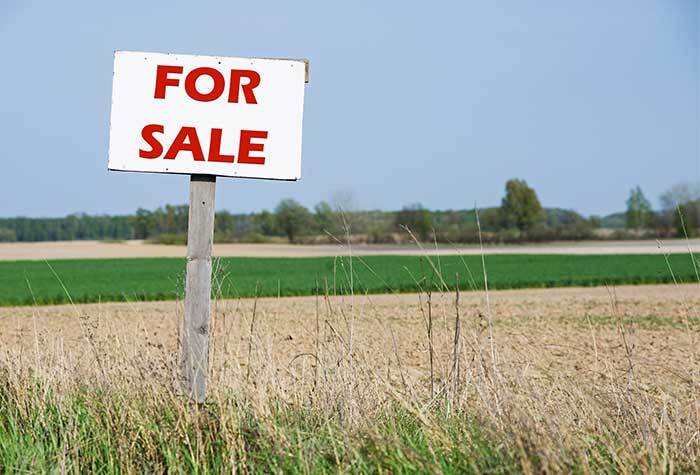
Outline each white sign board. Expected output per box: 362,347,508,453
108,51,307,180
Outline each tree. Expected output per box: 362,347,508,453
0,228,16,242
314,201,339,235
674,200,700,238
659,182,700,210
254,210,277,236
130,208,155,239
395,204,432,240
214,210,237,240
588,215,603,229
625,186,653,230
501,179,544,231
274,199,314,243
329,189,359,213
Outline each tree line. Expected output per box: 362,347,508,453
1,180,697,244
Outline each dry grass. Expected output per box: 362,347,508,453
0,281,698,472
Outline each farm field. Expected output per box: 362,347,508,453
0,253,698,306
0,283,698,471
3,1,696,472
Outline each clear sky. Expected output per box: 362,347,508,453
0,0,697,217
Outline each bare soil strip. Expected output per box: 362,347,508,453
1,238,699,260
1,283,697,390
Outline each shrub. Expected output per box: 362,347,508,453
146,233,187,245
0,228,17,242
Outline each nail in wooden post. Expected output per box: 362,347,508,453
182,174,216,402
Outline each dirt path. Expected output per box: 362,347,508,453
1,238,698,260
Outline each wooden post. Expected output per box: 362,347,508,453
181,174,216,402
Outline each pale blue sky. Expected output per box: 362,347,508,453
0,0,697,217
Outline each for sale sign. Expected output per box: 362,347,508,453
108,51,307,180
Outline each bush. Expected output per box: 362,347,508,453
0,228,17,242
523,223,595,242
395,204,432,240
366,224,397,244
239,233,273,244
146,233,187,245
675,201,700,238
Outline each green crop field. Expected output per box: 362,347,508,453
0,253,697,307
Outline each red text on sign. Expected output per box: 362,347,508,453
154,65,260,103
139,124,268,165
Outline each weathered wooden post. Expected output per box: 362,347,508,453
108,51,308,403
182,174,216,402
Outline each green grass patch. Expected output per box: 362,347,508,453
0,253,696,306
0,383,519,473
